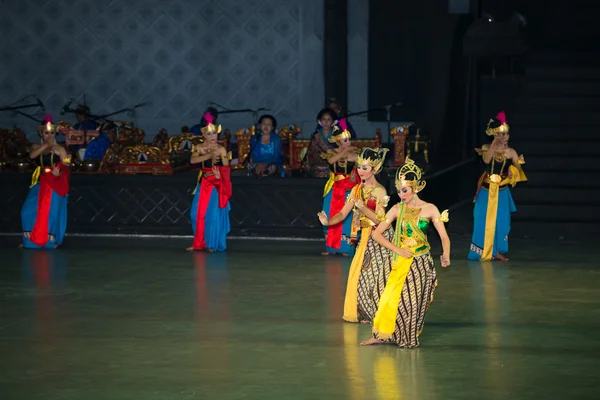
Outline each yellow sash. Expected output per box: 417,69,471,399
30,166,41,188
342,226,371,322
481,165,527,260
372,252,415,339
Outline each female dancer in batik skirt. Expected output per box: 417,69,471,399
318,148,394,323
320,119,359,256
21,116,71,249
187,112,232,252
361,158,451,348
468,111,527,261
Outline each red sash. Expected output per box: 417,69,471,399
326,171,358,249
192,166,232,250
30,163,70,247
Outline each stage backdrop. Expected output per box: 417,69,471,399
0,0,324,140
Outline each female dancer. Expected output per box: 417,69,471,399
21,116,71,249
187,112,231,252
318,148,394,323
468,111,527,261
361,157,451,348
320,119,359,256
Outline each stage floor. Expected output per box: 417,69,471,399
1,237,599,399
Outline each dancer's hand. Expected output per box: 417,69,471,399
212,165,221,179
354,199,365,210
396,248,413,259
317,211,329,226
440,254,450,267
51,166,61,177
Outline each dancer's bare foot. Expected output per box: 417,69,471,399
186,246,195,251
18,244,23,249
321,252,330,256
494,253,509,262
341,253,350,257
207,248,214,253
360,337,385,346
360,320,370,324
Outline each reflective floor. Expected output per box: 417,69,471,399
1,237,599,399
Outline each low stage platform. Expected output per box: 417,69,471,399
0,161,478,239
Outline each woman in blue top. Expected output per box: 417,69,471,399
247,114,284,177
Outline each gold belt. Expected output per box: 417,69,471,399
398,235,424,249
484,173,510,187
334,174,349,182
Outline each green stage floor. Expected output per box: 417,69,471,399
1,237,599,399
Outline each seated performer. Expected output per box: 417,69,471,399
21,116,71,249
319,97,357,139
247,114,284,177
320,119,359,256
361,157,451,348
318,148,394,323
73,104,99,131
304,108,338,178
468,111,527,261
188,112,231,252
190,107,219,137
83,121,117,161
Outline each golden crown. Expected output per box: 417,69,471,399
201,123,222,135
395,157,426,193
485,111,510,137
358,147,388,174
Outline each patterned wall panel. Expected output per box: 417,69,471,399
0,0,324,141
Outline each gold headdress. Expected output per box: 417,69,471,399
395,157,426,193
200,111,222,135
358,147,388,174
328,118,351,143
37,115,58,134
485,111,510,137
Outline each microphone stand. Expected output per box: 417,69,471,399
345,102,402,146
0,102,41,112
15,111,42,124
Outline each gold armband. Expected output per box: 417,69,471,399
62,155,72,165
434,209,449,223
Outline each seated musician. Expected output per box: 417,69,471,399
73,104,99,131
83,122,117,161
190,107,219,137
319,98,357,139
304,108,338,178
247,114,284,177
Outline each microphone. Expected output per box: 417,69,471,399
35,97,45,112
60,98,73,115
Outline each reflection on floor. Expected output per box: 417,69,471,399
1,237,599,399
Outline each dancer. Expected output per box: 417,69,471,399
361,157,450,348
21,116,71,249
188,112,231,252
468,111,527,261
320,119,359,256
318,148,393,323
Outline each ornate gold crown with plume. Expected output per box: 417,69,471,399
200,111,222,135
358,147,388,174
328,118,351,143
395,157,426,193
485,111,510,137
37,115,58,134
